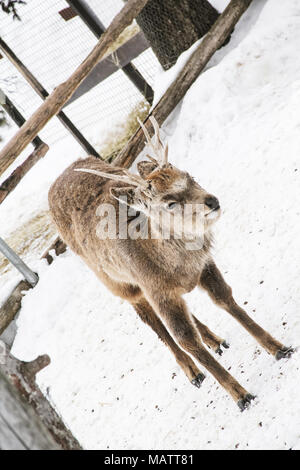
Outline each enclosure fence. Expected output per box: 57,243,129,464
0,0,159,148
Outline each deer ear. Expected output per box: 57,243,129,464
137,161,157,179
110,186,136,204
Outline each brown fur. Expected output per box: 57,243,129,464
49,154,291,410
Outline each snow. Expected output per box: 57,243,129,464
1,0,300,450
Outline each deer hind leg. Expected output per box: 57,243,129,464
133,298,205,388
145,291,254,410
199,261,293,360
96,275,204,387
193,316,229,355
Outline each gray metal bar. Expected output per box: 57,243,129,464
0,238,38,287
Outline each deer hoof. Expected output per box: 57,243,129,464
215,341,230,356
191,373,206,388
275,346,294,360
237,394,255,412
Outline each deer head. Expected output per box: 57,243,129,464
76,117,220,239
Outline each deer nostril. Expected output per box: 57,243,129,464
205,196,220,210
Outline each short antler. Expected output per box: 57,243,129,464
74,117,168,192
74,168,148,190
138,116,168,167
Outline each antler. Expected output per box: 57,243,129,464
74,168,148,190
138,116,169,167
74,117,168,192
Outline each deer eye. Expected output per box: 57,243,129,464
167,202,178,210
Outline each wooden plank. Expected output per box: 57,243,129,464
0,374,58,450
58,7,77,21
0,414,27,450
0,316,18,348
0,348,82,450
65,32,150,106
0,0,150,176
0,143,49,205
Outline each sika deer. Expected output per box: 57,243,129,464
48,117,293,410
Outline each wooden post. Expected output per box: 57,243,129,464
0,0,150,176
113,0,253,168
0,345,82,450
0,280,32,335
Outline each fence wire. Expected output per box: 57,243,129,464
0,0,159,148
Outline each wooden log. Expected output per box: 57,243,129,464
0,142,49,205
0,280,32,335
0,345,82,450
113,0,253,168
0,0,150,176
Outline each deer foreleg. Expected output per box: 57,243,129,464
199,261,293,360
144,290,254,410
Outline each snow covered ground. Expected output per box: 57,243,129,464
0,0,300,450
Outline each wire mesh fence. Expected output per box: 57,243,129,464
134,0,219,70
0,0,159,149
